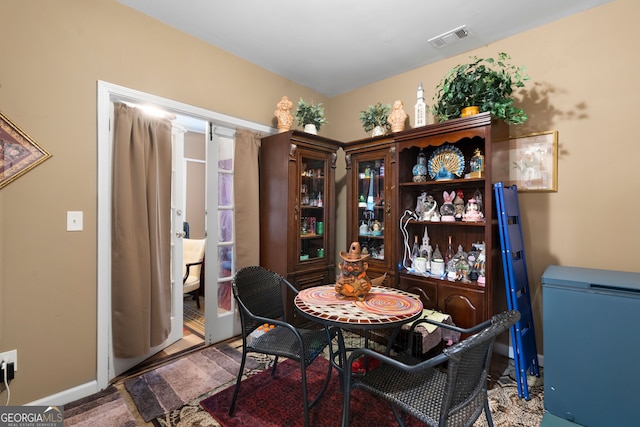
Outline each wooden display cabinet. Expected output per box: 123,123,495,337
343,135,397,286
394,113,509,329
259,130,342,325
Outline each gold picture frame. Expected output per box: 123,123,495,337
1,111,52,189
492,130,558,192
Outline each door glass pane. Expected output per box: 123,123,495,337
218,210,233,242
216,134,234,316
357,158,385,261
217,245,233,311
218,173,233,206
218,138,233,171
299,156,326,262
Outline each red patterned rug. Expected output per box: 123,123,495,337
200,357,425,427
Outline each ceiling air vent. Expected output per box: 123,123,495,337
428,25,470,49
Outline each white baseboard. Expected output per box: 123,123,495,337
27,381,99,406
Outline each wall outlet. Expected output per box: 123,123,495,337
0,349,17,372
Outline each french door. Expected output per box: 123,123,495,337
97,81,267,390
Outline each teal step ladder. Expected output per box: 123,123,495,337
494,182,540,400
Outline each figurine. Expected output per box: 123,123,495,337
412,151,428,182
430,244,445,276
453,190,465,221
474,243,486,286
414,82,428,128
474,189,484,214
387,99,408,133
419,227,433,270
449,244,469,282
463,198,484,222
275,96,294,133
372,220,382,236
415,192,437,221
440,190,456,222
434,160,455,180
469,148,485,178
336,242,372,301
359,221,369,235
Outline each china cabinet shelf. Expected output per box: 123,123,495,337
399,177,485,187
300,234,324,239
406,220,485,227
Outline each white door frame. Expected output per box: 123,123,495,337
96,81,273,390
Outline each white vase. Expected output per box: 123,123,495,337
303,124,317,135
372,126,385,137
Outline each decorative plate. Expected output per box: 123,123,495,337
428,144,465,180
355,292,422,315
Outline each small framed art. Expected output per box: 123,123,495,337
1,111,52,189
492,130,558,192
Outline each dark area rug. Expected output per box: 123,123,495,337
125,343,259,422
64,385,137,427
151,349,543,427
200,357,426,427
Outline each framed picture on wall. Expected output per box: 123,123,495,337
492,130,558,192
0,111,52,189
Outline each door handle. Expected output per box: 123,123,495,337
176,231,186,238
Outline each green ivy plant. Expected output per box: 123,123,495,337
432,52,529,124
295,98,327,130
359,102,391,133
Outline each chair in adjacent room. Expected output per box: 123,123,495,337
228,266,336,427
183,238,206,309
341,310,521,427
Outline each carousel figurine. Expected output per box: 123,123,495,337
336,242,372,301
463,198,485,222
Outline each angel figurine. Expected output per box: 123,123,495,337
416,192,437,221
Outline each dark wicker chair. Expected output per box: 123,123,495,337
341,310,521,427
228,266,335,427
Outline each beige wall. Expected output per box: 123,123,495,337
0,0,327,404
329,0,640,361
0,0,637,404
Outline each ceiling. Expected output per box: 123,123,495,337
117,0,611,97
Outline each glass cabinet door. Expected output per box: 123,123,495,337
298,154,326,263
354,157,386,262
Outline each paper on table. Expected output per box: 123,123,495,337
403,309,461,353
417,309,452,333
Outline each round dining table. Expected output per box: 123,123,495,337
294,284,424,391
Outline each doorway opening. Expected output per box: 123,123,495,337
96,81,272,390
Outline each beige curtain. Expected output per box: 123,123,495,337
111,103,173,358
234,129,262,268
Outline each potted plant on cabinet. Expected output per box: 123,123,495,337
432,52,529,124
359,102,391,137
295,98,327,134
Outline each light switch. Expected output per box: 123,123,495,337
67,211,83,231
